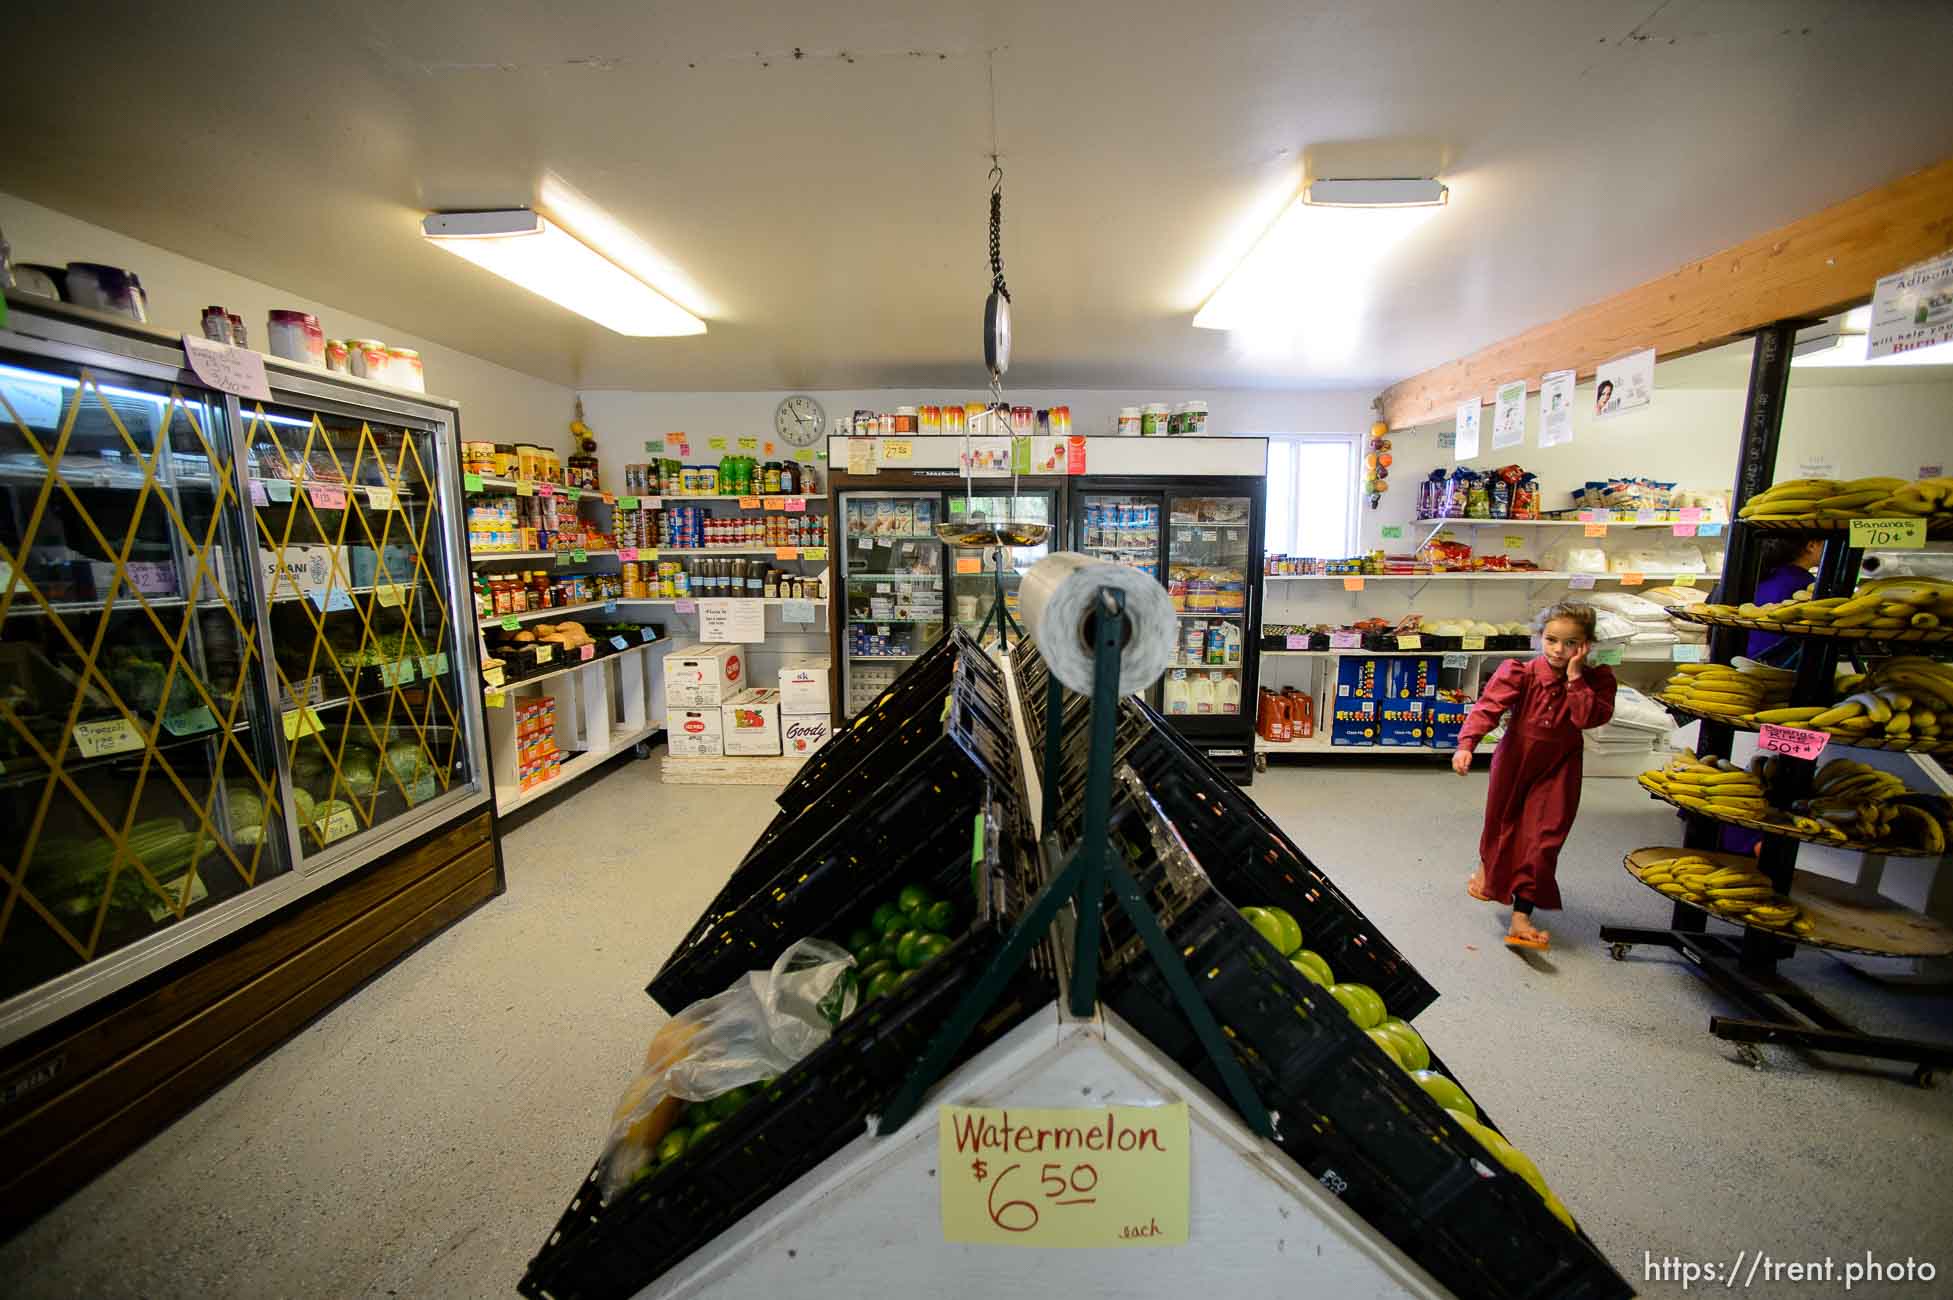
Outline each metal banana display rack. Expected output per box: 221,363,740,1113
1651,694,1953,754
1599,321,1953,1086
1666,604,1953,645
1634,774,1946,858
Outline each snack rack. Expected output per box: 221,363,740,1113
1598,320,1953,1085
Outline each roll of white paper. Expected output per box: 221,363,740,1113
1018,553,1177,696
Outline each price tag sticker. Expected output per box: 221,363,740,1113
537,482,555,497
1591,647,1625,666
619,547,639,562
618,496,639,511
579,643,595,662
738,436,758,450
500,615,521,631
1329,630,1362,649
1672,523,1697,537
1342,576,1365,591
265,478,294,502
162,704,220,736
281,706,323,740
484,690,507,708
250,478,270,507
795,447,817,463
319,807,359,844
379,658,416,687
1584,523,1608,538
642,496,662,509
1758,723,1830,761
1397,633,1422,649
1675,574,1698,587
74,716,146,756
308,585,356,613
364,484,397,511
803,546,827,561
1379,524,1405,541
516,480,534,498
1848,517,1926,549
785,497,807,512
1679,507,1703,523
1671,643,1707,662
566,487,582,502
782,599,816,623
1568,574,1597,590
420,652,449,678
739,496,762,509
1285,634,1307,650
675,599,697,613
603,599,618,614
307,484,348,511
1578,510,1601,523
1461,635,1486,650
775,546,799,560
1698,522,1724,537
610,635,629,650
955,556,982,574
882,438,914,462
1504,535,1524,550
555,552,572,567
762,496,787,509
1619,572,1645,586
572,548,588,563
482,663,505,688
1442,652,1471,669
463,472,483,493
1636,509,1657,523
180,333,272,399
709,436,728,451
639,626,657,642
939,1104,1189,1247
534,643,554,664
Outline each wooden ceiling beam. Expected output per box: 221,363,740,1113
1374,158,1953,430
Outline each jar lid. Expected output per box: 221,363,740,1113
268,309,313,324
387,347,421,359
1119,406,1140,415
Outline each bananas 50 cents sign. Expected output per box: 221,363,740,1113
938,1104,1189,1247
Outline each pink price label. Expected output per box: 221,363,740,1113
1329,630,1361,649
1285,634,1307,650
1678,507,1702,523
619,547,638,561
1672,523,1697,537
784,498,807,512
675,599,697,613
537,482,555,496
579,643,595,662
1757,723,1829,761
307,484,348,510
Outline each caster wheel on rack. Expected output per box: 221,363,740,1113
1913,1066,1937,1090
1735,1043,1765,1071
1254,752,1268,773
633,742,653,760
1608,942,1631,962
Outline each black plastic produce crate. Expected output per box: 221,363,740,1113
1097,779,1627,1300
1119,702,1438,1019
648,707,1020,1012
522,804,1054,1300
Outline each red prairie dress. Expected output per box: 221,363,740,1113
1456,657,1617,909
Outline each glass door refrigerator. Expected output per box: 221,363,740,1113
1070,475,1265,781
836,490,945,716
942,487,1058,653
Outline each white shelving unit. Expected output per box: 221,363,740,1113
484,636,675,816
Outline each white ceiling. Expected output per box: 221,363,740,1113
5,1,1952,394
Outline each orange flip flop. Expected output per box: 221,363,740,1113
1503,933,1550,951
1467,878,1495,902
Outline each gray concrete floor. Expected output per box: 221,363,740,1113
3,755,1951,1298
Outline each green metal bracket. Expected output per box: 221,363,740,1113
1040,671,1063,838
974,545,1024,653
875,588,1275,1139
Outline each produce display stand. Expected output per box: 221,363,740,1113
520,600,1630,1300
1635,774,1945,858
1600,320,1953,1085
1667,604,1953,646
1650,694,1953,753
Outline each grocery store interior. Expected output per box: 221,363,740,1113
3,4,1952,1298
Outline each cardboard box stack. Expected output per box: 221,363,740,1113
777,655,832,758
662,645,746,757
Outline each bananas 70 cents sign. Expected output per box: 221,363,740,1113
939,1104,1189,1247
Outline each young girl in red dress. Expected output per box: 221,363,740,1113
1450,602,1617,951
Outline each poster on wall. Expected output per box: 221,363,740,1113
1454,399,1481,461
1593,348,1655,418
1539,369,1576,448
1491,380,1528,450
1867,251,1953,360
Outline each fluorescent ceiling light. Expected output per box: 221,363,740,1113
421,210,706,337
1792,305,1953,368
1303,178,1449,208
1192,186,1442,358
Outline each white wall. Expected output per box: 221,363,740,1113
1,191,575,450
576,387,1375,491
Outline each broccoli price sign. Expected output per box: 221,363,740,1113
939,1104,1188,1246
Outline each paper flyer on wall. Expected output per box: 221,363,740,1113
1538,369,1575,447
1491,380,1527,450
1593,347,1654,418
1454,399,1481,461
1867,251,1953,360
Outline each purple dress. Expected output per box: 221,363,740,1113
1745,564,1816,659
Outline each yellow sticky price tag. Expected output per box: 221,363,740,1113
1848,517,1925,549
1342,576,1365,591
1675,574,1698,587
803,546,827,561
739,496,762,509
515,480,535,498
708,436,727,451
374,582,405,608
1397,633,1422,649
1619,572,1645,586
1584,523,1607,538
737,436,758,450
883,438,914,462
485,690,507,708
282,706,323,740
1504,535,1524,550
955,556,982,575
938,1104,1189,1246
73,717,145,757
1460,634,1485,650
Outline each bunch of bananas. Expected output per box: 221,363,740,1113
1736,476,1953,521
1655,661,1794,721
1790,758,1951,853
1811,656,1953,742
1637,752,1847,840
1689,576,1953,634
1632,854,1814,934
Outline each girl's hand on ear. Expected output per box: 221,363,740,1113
1567,641,1591,680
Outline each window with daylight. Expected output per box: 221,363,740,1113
1263,434,1362,559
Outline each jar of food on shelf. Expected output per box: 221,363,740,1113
386,347,425,392
347,339,389,381
1184,400,1207,433
268,310,327,367
1142,403,1170,437
1117,406,1142,437
324,339,351,373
